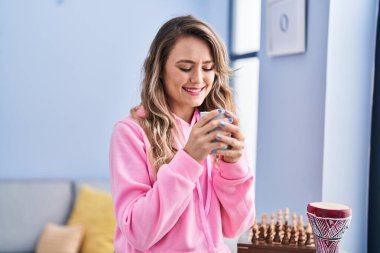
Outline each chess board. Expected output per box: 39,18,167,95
237,229,315,253
237,208,316,253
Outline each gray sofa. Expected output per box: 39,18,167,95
0,180,238,253
0,180,110,253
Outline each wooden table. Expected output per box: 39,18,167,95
237,229,316,253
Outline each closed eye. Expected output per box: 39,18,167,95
179,68,191,72
178,66,214,72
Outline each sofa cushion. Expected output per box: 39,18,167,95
35,222,84,253
67,185,116,253
0,180,73,253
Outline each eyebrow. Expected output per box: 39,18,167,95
175,60,214,64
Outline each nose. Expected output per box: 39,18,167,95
190,68,202,84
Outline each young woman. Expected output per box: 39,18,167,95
109,15,255,253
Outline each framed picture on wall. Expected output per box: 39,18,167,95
266,0,306,57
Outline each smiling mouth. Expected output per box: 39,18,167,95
183,87,205,96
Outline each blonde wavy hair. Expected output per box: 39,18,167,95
131,15,236,174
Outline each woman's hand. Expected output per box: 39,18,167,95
213,110,245,163
184,109,231,163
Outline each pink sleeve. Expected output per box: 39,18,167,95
109,120,203,251
213,152,255,238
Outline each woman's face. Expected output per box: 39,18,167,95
162,36,215,115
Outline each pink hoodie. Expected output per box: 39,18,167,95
109,106,255,253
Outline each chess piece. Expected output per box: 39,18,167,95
297,228,305,246
289,226,297,244
258,225,265,242
270,212,275,231
283,220,289,234
277,209,283,224
252,219,258,232
265,225,273,244
261,213,267,229
297,215,304,231
292,212,297,227
305,231,312,247
284,207,290,223
251,225,258,243
273,222,281,243
306,220,312,234
282,228,290,245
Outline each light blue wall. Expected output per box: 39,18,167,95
256,0,378,252
322,0,378,251
256,0,329,216
0,0,228,179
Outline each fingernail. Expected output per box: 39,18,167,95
228,117,233,123
225,110,230,115
216,133,222,140
211,149,217,154
220,121,225,127
217,108,223,113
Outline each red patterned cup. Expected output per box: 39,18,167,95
307,202,352,253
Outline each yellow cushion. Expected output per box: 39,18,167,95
67,185,116,253
36,223,84,253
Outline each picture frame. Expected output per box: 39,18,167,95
266,0,306,57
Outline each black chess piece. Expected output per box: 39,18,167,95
297,228,305,245
251,226,257,243
265,225,273,244
258,225,265,242
305,231,312,246
282,227,290,245
289,226,297,244
273,222,281,243
283,220,289,233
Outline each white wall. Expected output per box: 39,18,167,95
322,0,378,251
